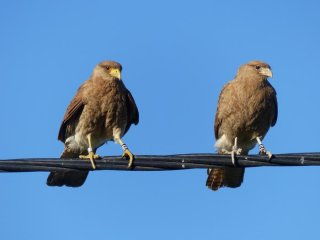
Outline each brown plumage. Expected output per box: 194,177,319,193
47,61,139,187
206,60,277,191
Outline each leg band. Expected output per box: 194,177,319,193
121,144,128,151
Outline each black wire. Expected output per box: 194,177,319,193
0,153,319,172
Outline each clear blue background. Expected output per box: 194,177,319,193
1,0,320,239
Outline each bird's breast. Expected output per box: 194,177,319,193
74,81,128,149
220,82,274,146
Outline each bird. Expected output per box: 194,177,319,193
47,60,139,187
206,60,277,191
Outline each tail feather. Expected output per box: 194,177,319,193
46,148,89,187
47,170,89,187
206,167,245,191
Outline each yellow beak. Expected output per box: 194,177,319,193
110,68,121,79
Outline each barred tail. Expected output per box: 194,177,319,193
206,167,245,191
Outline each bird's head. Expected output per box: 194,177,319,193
237,60,273,80
94,61,122,80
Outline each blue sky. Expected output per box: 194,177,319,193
1,0,320,239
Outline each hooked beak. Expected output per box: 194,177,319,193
260,67,273,78
110,68,121,79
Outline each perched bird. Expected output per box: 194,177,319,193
47,61,139,187
206,60,277,191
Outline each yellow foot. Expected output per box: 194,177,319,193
122,149,135,168
79,152,100,169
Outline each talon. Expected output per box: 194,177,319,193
259,148,273,160
259,149,266,156
236,148,242,155
79,152,100,169
231,151,236,166
266,151,273,160
122,149,134,168
256,137,272,160
231,138,242,166
231,148,242,166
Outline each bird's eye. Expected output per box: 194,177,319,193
255,66,261,70
105,66,110,70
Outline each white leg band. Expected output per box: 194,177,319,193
121,144,128,151
88,147,93,152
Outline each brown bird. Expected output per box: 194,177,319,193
47,61,139,187
206,60,277,191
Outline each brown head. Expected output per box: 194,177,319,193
93,61,123,80
236,60,273,80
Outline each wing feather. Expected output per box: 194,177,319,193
271,89,278,127
123,89,139,135
58,82,88,142
214,82,232,139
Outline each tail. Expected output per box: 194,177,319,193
47,148,89,187
206,167,245,191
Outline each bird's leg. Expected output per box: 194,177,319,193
256,137,272,159
231,137,242,166
79,134,100,169
114,137,135,168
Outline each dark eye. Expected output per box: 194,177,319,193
255,65,261,70
106,66,110,70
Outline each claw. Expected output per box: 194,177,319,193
231,137,242,166
231,151,236,166
79,152,100,169
231,147,242,166
256,137,273,160
122,149,134,168
259,148,273,160
266,151,273,159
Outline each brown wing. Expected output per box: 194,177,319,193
58,82,88,142
123,89,139,135
214,82,233,139
270,88,278,127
